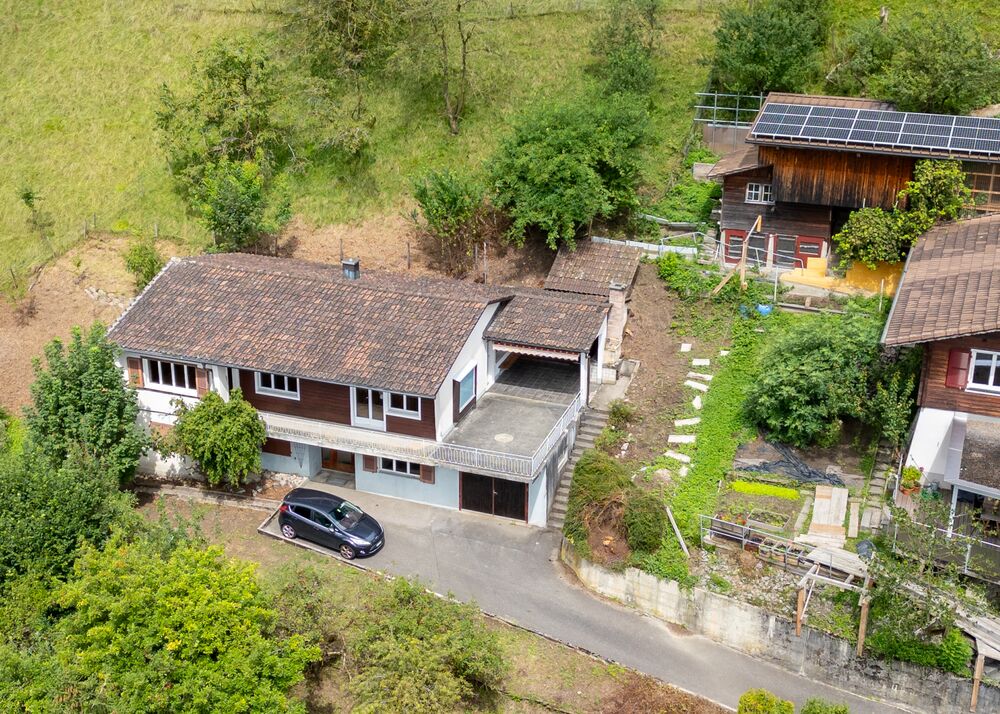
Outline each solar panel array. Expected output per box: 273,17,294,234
750,103,1000,158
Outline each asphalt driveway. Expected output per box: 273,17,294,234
261,482,909,713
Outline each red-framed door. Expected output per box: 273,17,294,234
794,236,826,266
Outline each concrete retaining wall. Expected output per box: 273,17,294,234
560,540,999,714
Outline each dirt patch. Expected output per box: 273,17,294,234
601,672,728,714
0,232,190,413
618,263,727,464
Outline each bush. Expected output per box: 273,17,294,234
867,626,972,676
197,157,291,252
623,490,668,554
123,236,164,290
167,389,267,487
737,688,793,714
563,449,631,554
711,0,829,94
656,253,772,307
608,399,636,430
591,1,659,97
489,94,648,249
831,207,901,269
729,480,799,501
800,699,850,714
413,169,488,276
350,578,506,713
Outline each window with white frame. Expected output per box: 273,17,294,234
969,350,1000,392
145,358,198,395
387,392,421,419
745,182,774,204
256,371,300,399
380,457,421,477
458,368,475,410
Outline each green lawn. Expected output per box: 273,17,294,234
0,0,724,290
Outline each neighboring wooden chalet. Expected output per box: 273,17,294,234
108,254,611,526
710,93,1000,269
883,214,1000,553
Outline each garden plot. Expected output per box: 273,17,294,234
715,476,807,538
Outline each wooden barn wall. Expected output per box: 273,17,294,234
721,170,833,238
759,146,914,209
920,335,1000,419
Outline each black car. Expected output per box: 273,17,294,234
278,488,385,559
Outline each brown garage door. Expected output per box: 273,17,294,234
460,472,527,521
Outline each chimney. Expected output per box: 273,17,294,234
342,258,360,280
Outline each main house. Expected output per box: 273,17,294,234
108,253,612,526
710,93,1000,270
882,213,1000,553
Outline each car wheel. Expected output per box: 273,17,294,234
281,524,296,539
339,543,357,560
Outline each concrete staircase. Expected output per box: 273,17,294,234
548,406,611,530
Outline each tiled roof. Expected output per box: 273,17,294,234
543,240,642,297
762,92,894,111
485,289,608,352
707,144,762,178
109,254,502,397
882,214,1000,346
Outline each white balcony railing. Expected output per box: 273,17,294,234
260,392,582,482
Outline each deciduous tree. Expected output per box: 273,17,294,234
197,157,292,252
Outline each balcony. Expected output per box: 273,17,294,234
260,359,581,482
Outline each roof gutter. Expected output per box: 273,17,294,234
880,246,917,345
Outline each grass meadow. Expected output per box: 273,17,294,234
0,0,724,289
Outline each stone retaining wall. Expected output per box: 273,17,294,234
560,540,999,714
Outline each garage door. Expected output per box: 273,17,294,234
460,472,527,521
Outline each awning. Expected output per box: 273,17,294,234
492,342,581,362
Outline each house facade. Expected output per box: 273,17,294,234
710,93,1000,270
883,214,1000,548
108,254,610,527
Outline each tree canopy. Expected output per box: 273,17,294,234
24,323,148,484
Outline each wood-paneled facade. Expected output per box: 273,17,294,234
919,334,1000,419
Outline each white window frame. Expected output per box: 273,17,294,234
386,392,422,420
143,358,199,397
457,366,476,411
379,457,421,478
255,371,300,400
745,182,774,205
352,387,387,430
967,350,1000,393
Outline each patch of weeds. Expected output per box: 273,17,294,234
809,588,860,644
608,399,636,430
595,425,628,454
707,573,732,594
730,480,800,501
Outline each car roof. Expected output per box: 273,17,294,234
283,488,345,510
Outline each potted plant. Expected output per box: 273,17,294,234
899,465,923,496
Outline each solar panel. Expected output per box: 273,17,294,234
749,102,1000,159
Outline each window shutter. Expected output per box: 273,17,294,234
419,464,435,484
126,357,143,387
195,368,210,397
452,379,460,423
945,350,971,389
362,454,377,472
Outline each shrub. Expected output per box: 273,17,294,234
656,253,772,307
800,699,850,714
197,157,291,252
590,1,659,97
711,0,829,94
831,207,901,269
123,236,164,290
350,578,506,713
489,94,649,249
608,399,636,430
413,169,487,276
737,688,794,714
729,480,799,501
25,322,148,484
623,490,667,554
167,389,267,488
563,449,631,554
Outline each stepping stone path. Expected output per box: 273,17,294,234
680,343,692,352
668,434,696,444
679,465,689,477
692,358,711,367
719,350,730,356
687,372,713,381
684,380,709,392
674,417,701,427
663,450,691,464
692,395,703,410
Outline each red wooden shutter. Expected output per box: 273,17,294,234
126,357,143,387
262,438,292,456
195,368,210,397
945,350,971,389
452,379,461,423
362,454,377,472
419,464,435,484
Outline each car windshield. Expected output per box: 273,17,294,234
332,501,364,530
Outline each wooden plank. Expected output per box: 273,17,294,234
971,652,986,712
665,506,689,558
848,502,860,538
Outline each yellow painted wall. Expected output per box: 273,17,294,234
779,258,904,297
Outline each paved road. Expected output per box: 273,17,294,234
265,484,913,713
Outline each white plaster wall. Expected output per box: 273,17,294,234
907,407,956,481
527,470,547,527
355,461,460,510
434,304,500,440
261,442,322,477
